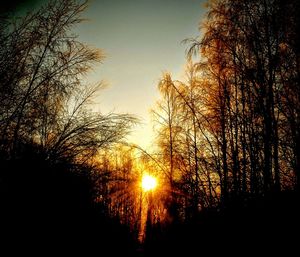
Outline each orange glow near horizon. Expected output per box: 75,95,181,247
141,174,157,192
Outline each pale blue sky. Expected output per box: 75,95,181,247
17,0,207,149
75,0,206,149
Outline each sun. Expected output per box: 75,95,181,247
141,174,157,192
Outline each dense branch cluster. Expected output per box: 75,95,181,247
0,0,136,163
152,0,300,220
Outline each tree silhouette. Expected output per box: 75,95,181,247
0,0,136,162
0,1,138,255
151,0,300,225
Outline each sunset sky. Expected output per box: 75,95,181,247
16,0,207,150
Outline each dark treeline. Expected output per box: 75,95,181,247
148,0,300,255
0,0,138,255
153,0,300,211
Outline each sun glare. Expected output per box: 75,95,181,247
141,174,157,192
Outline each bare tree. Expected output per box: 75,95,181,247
0,0,136,162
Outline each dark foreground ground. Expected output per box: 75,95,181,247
143,191,300,256
1,158,299,256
